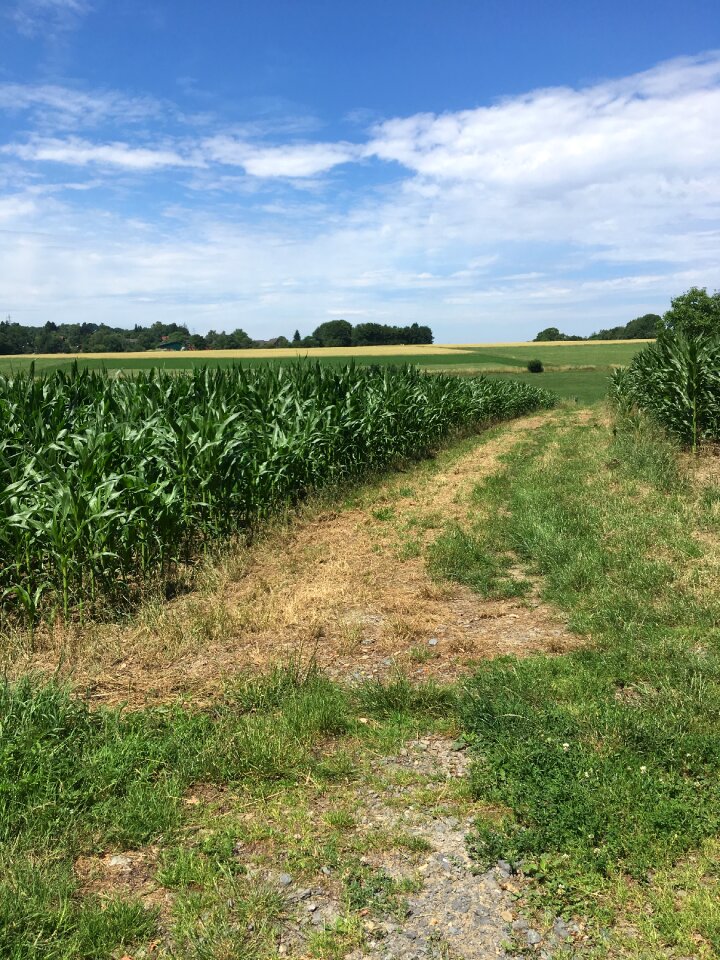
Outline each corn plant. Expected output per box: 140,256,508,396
609,332,720,451
0,362,555,624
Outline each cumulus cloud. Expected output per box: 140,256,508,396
1,52,719,337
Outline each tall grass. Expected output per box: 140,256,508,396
0,362,555,624
609,331,720,451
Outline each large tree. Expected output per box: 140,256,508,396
312,319,353,347
662,287,720,339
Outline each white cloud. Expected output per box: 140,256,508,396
1,52,719,338
204,137,361,177
4,137,201,170
365,52,720,192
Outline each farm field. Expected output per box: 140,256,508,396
0,338,649,374
0,340,649,406
3,343,720,960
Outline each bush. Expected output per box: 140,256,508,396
527,359,544,373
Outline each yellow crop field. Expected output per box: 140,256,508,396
8,339,653,362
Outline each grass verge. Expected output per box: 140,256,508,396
429,409,720,955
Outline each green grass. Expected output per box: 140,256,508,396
428,409,720,953
0,666,458,959
6,393,719,958
484,368,614,404
0,341,646,377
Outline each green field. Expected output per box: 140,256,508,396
0,340,649,405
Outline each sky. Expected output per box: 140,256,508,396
1,0,719,342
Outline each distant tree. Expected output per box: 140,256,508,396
301,336,319,348
534,327,583,342
589,314,661,340
534,327,562,342
661,288,720,339
186,334,205,349
312,319,353,347
292,329,301,344
274,336,291,348
86,330,125,352
527,359,544,373
205,327,253,350
351,321,434,347
405,322,433,344
624,314,661,338
351,322,389,347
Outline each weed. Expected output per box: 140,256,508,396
323,810,357,831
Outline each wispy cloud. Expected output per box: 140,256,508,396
365,52,720,190
0,83,161,128
3,136,201,170
9,0,93,38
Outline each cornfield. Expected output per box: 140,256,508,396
609,332,720,451
0,363,555,624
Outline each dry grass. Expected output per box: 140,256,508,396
6,410,582,707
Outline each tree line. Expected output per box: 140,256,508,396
0,317,434,355
534,313,661,342
535,289,720,343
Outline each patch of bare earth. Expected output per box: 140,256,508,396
74,847,170,918
15,410,583,706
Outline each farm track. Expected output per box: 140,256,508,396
16,407,586,707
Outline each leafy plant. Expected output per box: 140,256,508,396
0,363,555,624
609,330,720,450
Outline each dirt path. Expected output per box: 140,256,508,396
34,408,593,960
75,735,584,959
19,408,582,706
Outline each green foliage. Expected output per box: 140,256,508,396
526,358,544,373
534,327,561,341
0,317,436,355
609,330,720,449
661,286,720,339
0,363,555,623
312,319,353,347
590,312,660,340
534,314,660,343
350,321,433,346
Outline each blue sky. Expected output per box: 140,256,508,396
1,0,719,342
